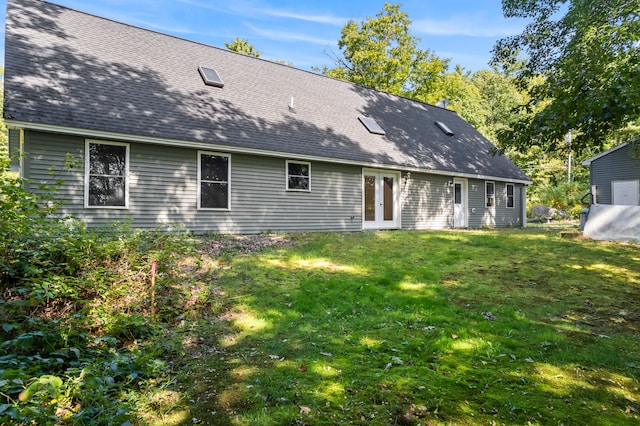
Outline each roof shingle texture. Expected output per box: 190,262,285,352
4,0,530,182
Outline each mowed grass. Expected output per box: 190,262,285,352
161,230,639,425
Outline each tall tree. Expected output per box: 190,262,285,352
421,66,487,132
492,0,640,155
225,38,261,58
320,3,447,97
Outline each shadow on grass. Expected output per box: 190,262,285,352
174,230,639,425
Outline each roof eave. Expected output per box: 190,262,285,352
7,119,532,185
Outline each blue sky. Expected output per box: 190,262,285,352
0,0,529,72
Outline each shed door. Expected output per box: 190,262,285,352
612,180,640,205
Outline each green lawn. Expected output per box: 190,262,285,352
152,230,640,425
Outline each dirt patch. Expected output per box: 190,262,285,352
199,234,293,257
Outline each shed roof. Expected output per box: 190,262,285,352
582,142,632,166
3,0,531,184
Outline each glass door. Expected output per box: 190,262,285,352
363,171,399,229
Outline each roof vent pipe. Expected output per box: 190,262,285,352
436,98,449,108
435,121,454,137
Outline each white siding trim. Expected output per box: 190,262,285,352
285,160,311,192
485,181,496,209
506,183,515,209
197,151,231,211
84,139,130,209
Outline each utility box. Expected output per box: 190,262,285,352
580,208,589,231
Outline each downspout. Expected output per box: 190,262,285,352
522,186,528,228
18,128,24,179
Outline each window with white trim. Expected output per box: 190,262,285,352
85,140,129,208
485,181,495,208
198,152,230,210
506,183,515,208
286,160,310,191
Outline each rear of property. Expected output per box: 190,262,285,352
4,0,531,234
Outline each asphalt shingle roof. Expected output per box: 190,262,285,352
4,0,531,183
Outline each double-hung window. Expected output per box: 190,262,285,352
85,140,129,208
485,181,495,208
506,183,515,208
286,160,310,191
198,151,230,210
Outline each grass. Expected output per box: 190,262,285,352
151,229,640,425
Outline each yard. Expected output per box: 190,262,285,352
2,227,639,425
154,229,639,425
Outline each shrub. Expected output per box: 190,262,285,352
0,157,191,424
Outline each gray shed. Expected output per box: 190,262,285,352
581,142,640,242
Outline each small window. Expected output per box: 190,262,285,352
198,151,230,209
286,160,310,191
506,184,515,208
358,116,386,135
85,140,129,208
198,66,224,88
485,181,495,208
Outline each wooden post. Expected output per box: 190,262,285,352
151,260,156,322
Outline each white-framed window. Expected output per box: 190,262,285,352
485,181,495,208
85,139,129,208
286,160,311,191
198,151,230,210
506,183,515,208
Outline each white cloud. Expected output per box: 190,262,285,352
413,16,526,38
258,8,348,26
245,23,336,45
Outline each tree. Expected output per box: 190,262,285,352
225,38,261,57
320,3,447,98
492,0,640,155
420,66,487,132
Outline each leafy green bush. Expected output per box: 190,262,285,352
535,180,589,218
0,157,197,424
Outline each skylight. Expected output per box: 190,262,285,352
359,116,386,135
435,121,454,137
198,66,224,88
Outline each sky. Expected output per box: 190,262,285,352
0,0,530,73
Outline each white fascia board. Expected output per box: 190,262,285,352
8,120,533,185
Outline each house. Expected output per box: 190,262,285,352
4,0,531,234
581,142,640,242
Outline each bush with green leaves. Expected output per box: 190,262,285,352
535,180,589,219
0,157,197,424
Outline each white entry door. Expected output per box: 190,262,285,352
453,178,468,228
612,180,640,205
363,170,400,229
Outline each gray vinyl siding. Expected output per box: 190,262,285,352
468,179,523,228
401,172,452,229
7,129,21,171
22,129,525,233
590,144,640,204
24,131,362,233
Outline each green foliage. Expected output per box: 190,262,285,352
535,180,590,218
493,0,640,154
224,37,261,57
0,156,202,424
319,3,448,97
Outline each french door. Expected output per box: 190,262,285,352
363,170,400,230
